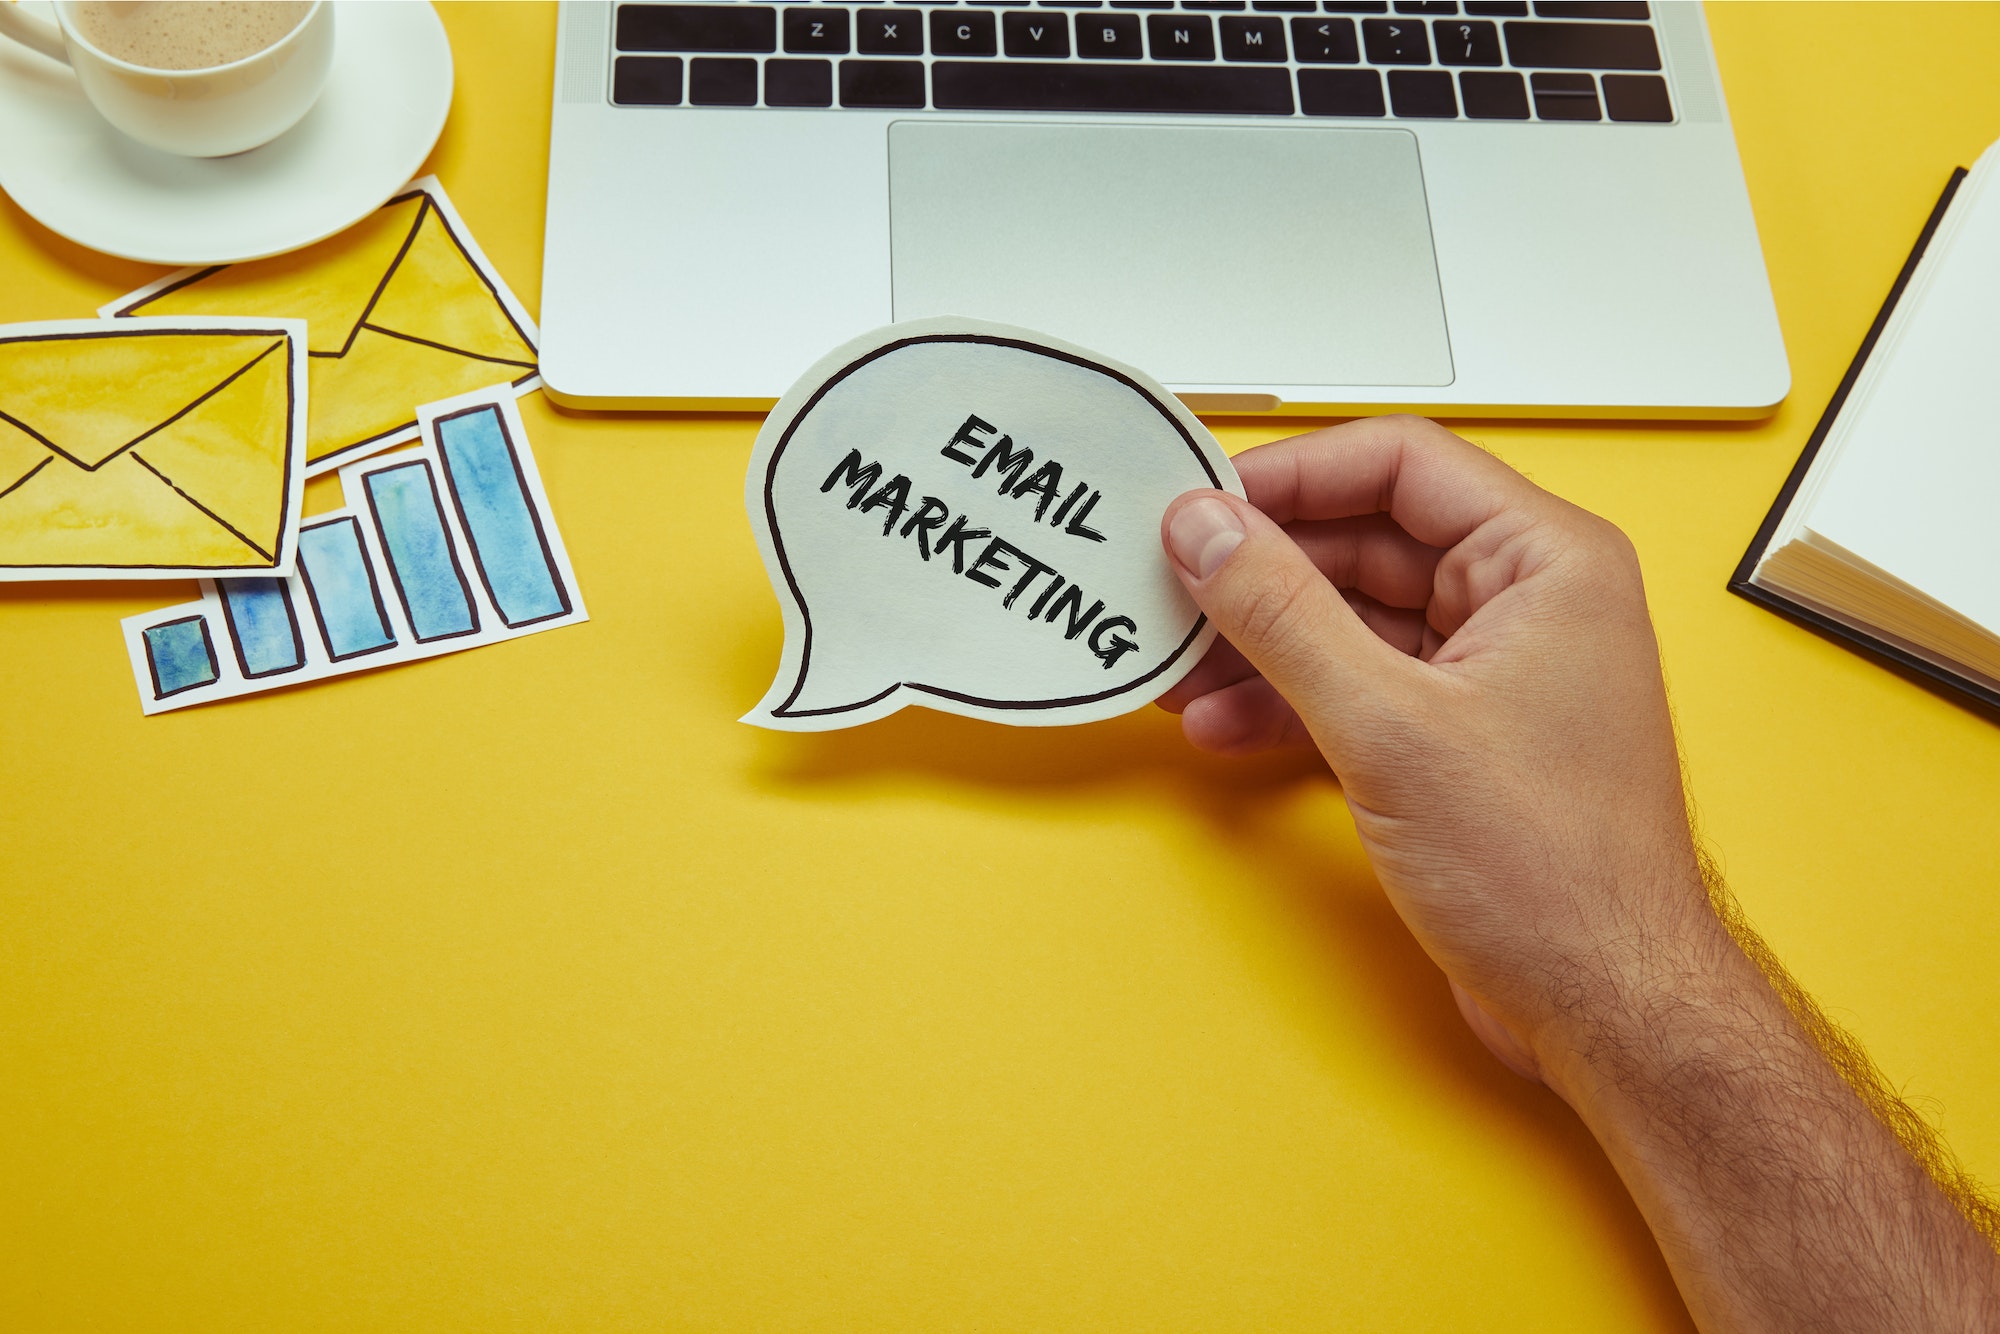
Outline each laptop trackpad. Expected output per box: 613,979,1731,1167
887,121,1453,390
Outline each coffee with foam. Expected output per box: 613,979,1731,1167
72,1,312,71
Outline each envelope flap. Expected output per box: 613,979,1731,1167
0,413,49,494
128,341,292,561
366,202,539,366
126,193,428,355
0,331,286,470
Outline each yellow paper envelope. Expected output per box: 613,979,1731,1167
0,319,308,581
105,177,539,477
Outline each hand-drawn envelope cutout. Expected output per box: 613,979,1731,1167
103,176,539,478
0,318,308,581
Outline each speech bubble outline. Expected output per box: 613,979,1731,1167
743,318,1244,731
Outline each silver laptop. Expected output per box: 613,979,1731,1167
540,0,1787,417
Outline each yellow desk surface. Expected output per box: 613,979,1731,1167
3,4,1997,1328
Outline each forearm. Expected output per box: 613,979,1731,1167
1537,880,2000,1334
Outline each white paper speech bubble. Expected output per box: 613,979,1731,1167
743,318,1244,730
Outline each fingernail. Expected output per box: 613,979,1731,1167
1168,496,1245,579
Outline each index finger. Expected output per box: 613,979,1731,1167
1230,415,1548,551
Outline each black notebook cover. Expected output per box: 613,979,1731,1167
1727,165,2000,716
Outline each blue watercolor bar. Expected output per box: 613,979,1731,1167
365,461,478,642
219,577,303,677
436,406,569,628
143,616,218,698
298,519,395,660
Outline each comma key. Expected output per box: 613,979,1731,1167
1290,16,1359,61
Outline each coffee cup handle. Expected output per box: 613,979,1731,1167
0,5,70,65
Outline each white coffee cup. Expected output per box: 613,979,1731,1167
0,1,333,157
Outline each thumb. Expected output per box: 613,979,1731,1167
1162,491,1404,735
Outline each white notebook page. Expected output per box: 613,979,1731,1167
1799,141,2000,637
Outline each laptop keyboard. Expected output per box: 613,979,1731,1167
607,0,1675,122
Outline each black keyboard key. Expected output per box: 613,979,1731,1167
1322,2,1387,10
931,9,999,54
1361,17,1429,62
1388,68,1455,115
765,56,834,104
1147,14,1216,59
1601,71,1671,120
1075,12,1143,56
1109,1,1171,8
1253,1,1316,9
611,55,683,104
1463,1,1525,13
840,58,926,105
688,56,758,104
1530,70,1599,118
857,9,924,53
1534,1,1647,17
1297,67,1383,114
1184,1,1246,9
1503,21,1658,69
1458,69,1526,116
1433,18,1499,63
1003,10,1071,55
617,5,776,52
931,60,1294,112
1220,15,1287,59
783,7,849,53
1395,1,1455,11
1290,15,1357,60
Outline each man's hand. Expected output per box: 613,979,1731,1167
1158,414,1711,1080
1159,417,2000,1333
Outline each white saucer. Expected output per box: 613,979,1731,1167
0,1,453,265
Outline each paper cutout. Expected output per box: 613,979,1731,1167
121,386,585,714
0,317,308,581
102,176,540,478
743,317,1244,731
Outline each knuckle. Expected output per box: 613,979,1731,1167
1231,560,1320,656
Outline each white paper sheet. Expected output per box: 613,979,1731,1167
1777,141,2000,635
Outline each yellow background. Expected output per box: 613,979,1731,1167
3,4,1997,1328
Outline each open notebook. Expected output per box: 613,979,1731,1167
1733,138,2000,712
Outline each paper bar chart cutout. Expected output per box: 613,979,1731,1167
103,176,540,478
123,386,585,714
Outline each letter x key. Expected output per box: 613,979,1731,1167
858,8,923,53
